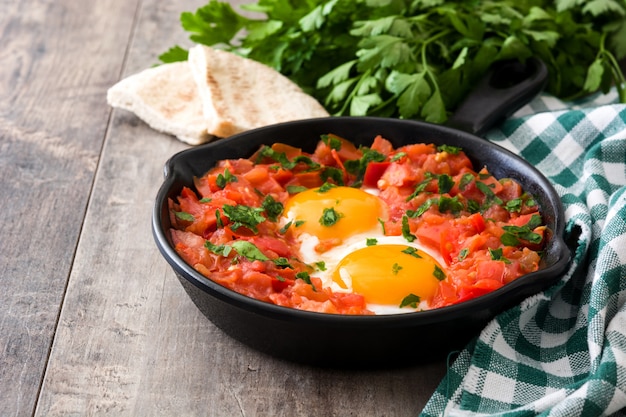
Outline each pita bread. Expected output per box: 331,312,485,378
107,62,212,145
188,45,329,138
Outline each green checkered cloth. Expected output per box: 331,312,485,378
421,89,626,417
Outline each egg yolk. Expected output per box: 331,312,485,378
283,186,385,241
332,244,443,307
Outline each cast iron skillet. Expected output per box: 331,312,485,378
152,59,570,368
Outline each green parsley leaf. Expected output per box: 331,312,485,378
286,185,308,194
296,271,314,287
401,215,416,242
458,248,469,261
222,204,266,234
315,261,327,271
366,238,378,246
399,293,421,308
321,134,342,150
320,207,343,227
433,265,446,281
204,240,232,257
231,241,269,262
175,211,195,222
402,247,422,258
437,144,462,155
317,182,337,193
392,263,403,275
489,247,511,264
262,195,284,222
272,257,293,269
438,174,455,194
216,168,237,189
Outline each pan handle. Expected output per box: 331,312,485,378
446,58,548,137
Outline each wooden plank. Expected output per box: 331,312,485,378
35,0,448,415
0,0,140,415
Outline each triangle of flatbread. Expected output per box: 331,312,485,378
188,45,329,138
107,62,212,145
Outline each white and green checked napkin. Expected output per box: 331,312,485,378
421,88,626,417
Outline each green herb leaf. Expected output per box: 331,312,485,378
231,241,269,262
433,265,446,281
262,195,284,222
204,240,232,257
366,238,378,246
175,211,195,222
401,215,416,242
402,247,422,258
399,293,421,308
164,0,626,123
392,263,403,275
216,168,238,189
222,204,266,233
320,207,343,227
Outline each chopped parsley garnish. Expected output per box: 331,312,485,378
401,215,416,242
406,173,435,201
279,221,292,234
222,204,266,234
320,167,344,185
437,144,462,155
321,134,342,150
433,265,446,281
366,238,378,246
216,168,237,189
320,207,343,227
344,147,386,181
458,248,469,261
392,263,403,275
501,214,543,246
505,198,523,213
174,211,195,222
257,146,320,170
272,257,293,269
215,209,224,228
401,247,422,258
476,181,503,207
204,241,232,257
400,293,421,309
390,152,407,162
458,173,474,191
199,197,212,203
315,261,327,271
231,241,269,262
407,199,435,218
438,174,455,194
296,271,313,286
286,185,308,194
377,218,386,234
489,248,511,264
438,195,464,214
317,182,337,193
262,195,284,222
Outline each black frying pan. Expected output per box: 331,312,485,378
152,59,569,368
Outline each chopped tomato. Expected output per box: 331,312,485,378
363,161,391,187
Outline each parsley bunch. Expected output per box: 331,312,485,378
161,0,626,123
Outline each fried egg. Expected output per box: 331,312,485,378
282,185,446,314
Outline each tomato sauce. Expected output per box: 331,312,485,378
169,134,546,314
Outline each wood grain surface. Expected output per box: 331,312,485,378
1,1,448,416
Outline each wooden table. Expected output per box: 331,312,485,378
1,0,448,415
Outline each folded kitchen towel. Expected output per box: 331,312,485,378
421,89,626,417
